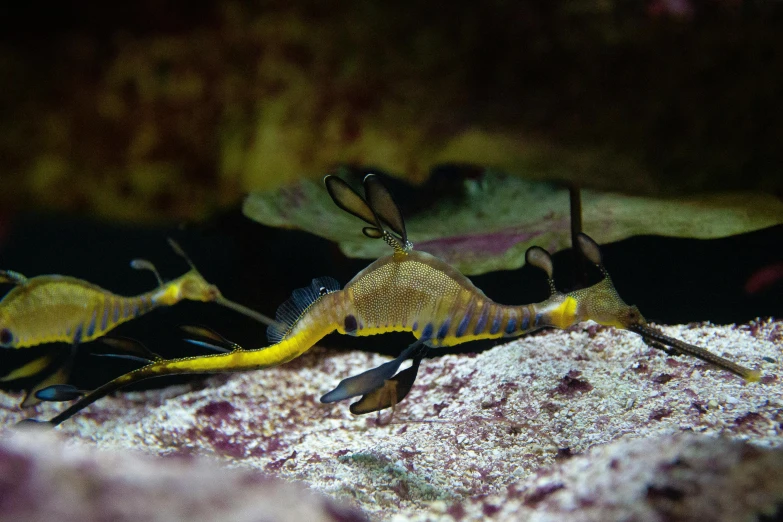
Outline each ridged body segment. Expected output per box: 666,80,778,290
341,251,546,347
0,276,158,348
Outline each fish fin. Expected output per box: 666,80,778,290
22,361,73,408
320,338,425,403
179,325,241,352
97,336,163,363
363,174,408,246
349,356,422,415
0,270,28,286
324,175,379,227
34,384,83,402
91,353,157,364
183,339,232,353
267,276,341,344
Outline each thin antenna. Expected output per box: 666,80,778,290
213,297,279,327
129,259,164,286
167,238,197,271
569,185,588,288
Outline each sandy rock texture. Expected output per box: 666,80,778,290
0,429,365,522
1,319,782,521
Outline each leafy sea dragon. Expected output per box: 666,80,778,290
27,174,759,426
1,240,273,407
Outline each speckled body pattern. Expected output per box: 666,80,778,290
333,250,562,347
0,270,219,350
0,276,155,348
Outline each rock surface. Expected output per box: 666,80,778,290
1,319,782,520
0,429,366,522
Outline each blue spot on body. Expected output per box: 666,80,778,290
534,313,543,327
437,319,450,341
112,301,120,323
100,305,109,331
456,315,469,337
474,307,489,335
412,321,419,331
521,313,530,330
85,311,97,338
505,317,517,334
421,323,433,340
131,302,140,317
489,312,501,335
73,324,83,345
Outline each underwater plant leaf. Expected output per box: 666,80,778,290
243,172,783,275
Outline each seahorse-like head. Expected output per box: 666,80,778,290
177,271,222,302
568,277,646,329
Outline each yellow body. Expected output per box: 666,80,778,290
334,250,574,347
0,271,218,350
0,267,229,407
45,248,620,424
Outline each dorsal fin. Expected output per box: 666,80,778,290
267,276,341,343
96,336,163,363
363,174,407,246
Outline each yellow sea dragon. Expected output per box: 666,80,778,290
28,174,759,426
1,240,273,406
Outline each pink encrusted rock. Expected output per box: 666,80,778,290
0,428,366,522
443,433,783,522
0,319,781,520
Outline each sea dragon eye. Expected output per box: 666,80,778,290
319,286,329,296
0,328,14,347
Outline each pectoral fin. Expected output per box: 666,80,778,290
34,384,84,402
320,338,425,403
349,356,422,415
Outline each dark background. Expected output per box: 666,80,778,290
0,1,781,393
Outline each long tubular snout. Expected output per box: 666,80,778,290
628,324,760,381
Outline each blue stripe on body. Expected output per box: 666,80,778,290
421,323,433,340
489,308,502,335
436,319,451,341
85,310,97,338
505,316,517,334
521,310,530,330
100,303,109,331
473,305,489,335
73,324,83,345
